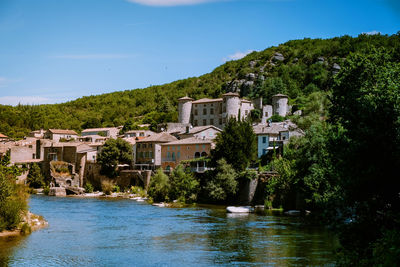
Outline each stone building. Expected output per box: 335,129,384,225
178,93,290,128
81,127,122,139
124,130,155,138
253,123,289,158
44,129,78,142
177,125,222,140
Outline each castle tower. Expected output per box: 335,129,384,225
223,92,240,120
272,94,288,117
178,96,193,124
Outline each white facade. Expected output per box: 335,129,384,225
272,94,289,117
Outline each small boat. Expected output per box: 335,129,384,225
152,203,166,207
226,206,254,213
284,210,301,216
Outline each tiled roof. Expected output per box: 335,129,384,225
253,124,288,135
136,132,178,143
179,125,222,135
48,129,78,135
0,133,8,138
81,127,116,133
222,92,240,97
178,96,194,101
161,137,213,146
272,94,288,98
192,98,223,104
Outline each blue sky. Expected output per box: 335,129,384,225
0,0,399,105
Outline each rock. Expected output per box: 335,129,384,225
49,187,66,197
316,56,325,64
246,73,256,80
272,52,284,62
332,63,341,70
284,210,301,216
293,110,302,116
258,75,265,81
293,57,299,63
226,206,254,213
152,203,166,207
249,60,257,68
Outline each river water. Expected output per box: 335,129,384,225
0,195,336,266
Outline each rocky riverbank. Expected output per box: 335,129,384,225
0,211,48,238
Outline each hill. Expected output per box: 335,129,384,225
1,33,400,138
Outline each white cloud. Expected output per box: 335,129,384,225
126,0,220,6
52,54,136,59
363,30,381,35
223,50,254,62
0,96,55,106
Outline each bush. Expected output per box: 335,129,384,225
27,163,44,189
270,114,285,122
130,186,146,197
84,182,94,193
169,165,199,203
43,186,50,195
204,159,238,203
112,185,120,193
101,180,114,195
148,169,170,202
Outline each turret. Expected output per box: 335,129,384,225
272,94,288,117
178,96,193,124
223,92,240,120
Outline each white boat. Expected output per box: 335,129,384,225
226,206,254,213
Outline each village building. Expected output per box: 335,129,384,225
78,135,108,143
135,132,177,170
0,133,10,142
28,129,46,139
178,93,291,129
123,130,155,138
160,137,213,172
81,126,122,139
177,125,222,140
253,123,289,158
44,129,78,142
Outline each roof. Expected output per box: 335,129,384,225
81,127,117,133
161,137,213,146
192,98,223,104
0,133,8,138
253,124,288,135
178,96,194,101
180,125,222,135
124,130,154,134
272,94,288,98
48,129,78,135
222,92,240,97
241,99,252,103
136,132,178,143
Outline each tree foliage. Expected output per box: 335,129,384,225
97,138,133,177
148,169,170,202
212,118,257,171
26,163,45,189
169,165,199,203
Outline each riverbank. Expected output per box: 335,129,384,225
0,211,48,238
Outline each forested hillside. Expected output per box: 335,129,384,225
1,33,400,138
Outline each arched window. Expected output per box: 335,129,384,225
66,180,72,186
201,152,207,157
194,152,201,158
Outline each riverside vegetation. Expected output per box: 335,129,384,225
1,33,400,265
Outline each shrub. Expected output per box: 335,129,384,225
270,114,285,122
112,185,120,193
20,222,32,235
131,186,146,197
169,165,199,203
101,180,114,195
148,169,170,202
84,182,94,193
43,186,50,195
27,163,44,189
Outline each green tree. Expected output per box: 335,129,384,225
212,118,257,172
97,138,133,177
329,48,400,265
148,169,170,202
26,163,44,189
0,153,28,231
204,159,238,203
169,165,199,203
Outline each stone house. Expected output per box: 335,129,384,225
9,138,51,164
160,137,213,172
0,133,10,142
44,129,78,142
124,130,154,138
253,123,289,158
177,125,222,140
81,127,122,139
135,132,177,169
28,129,46,139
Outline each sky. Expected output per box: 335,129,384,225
0,0,399,105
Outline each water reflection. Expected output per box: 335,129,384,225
0,196,336,266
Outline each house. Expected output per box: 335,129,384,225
253,123,289,158
124,130,155,138
44,129,78,142
9,138,51,164
28,129,46,139
78,135,108,143
160,137,213,172
81,127,122,139
0,133,10,142
178,125,222,140
135,132,177,169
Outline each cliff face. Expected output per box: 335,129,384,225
1,33,400,138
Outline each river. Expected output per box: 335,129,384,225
0,195,337,266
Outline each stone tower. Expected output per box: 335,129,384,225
272,94,288,117
178,96,193,124
223,92,240,120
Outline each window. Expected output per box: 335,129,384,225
194,120,198,126
210,108,214,114
194,152,200,158
172,152,175,160
245,110,248,115
140,132,144,136
177,151,180,159
203,119,207,126
167,152,170,159
203,108,207,115
137,144,141,148
143,144,147,148
202,144,206,149
219,118,222,125
262,136,267,144
210,119,214,125
133,133,137,137
145,152,148,158
177,146,180,150
29,145,32,148
32,153,35,159
149,151,153,158
194,109,198,116
265,112,268,117
149,144,153,148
